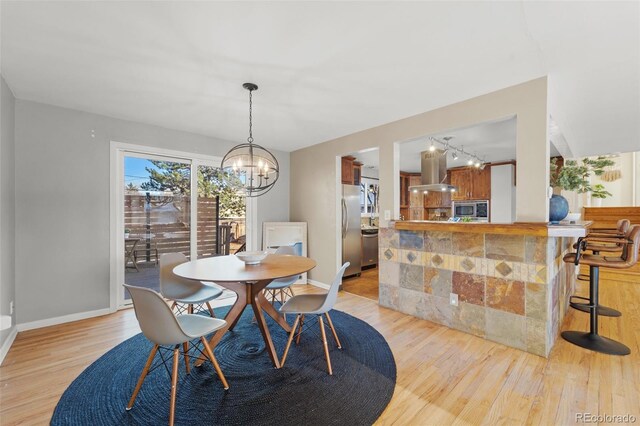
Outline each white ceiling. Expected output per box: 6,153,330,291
1,2,638,155
399,117,558,173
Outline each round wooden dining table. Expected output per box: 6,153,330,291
173,254,316,368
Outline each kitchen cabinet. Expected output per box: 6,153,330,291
409,175,424,220
423,175,452,208
341,156,362,185
341,157,354,184
423,190,452,208
473,167,491,199
450,167,491,201
399,172,409,219
399,172,421,220
408,175,423,208
451,168,472,200
399,172,410,207
353,162,362,186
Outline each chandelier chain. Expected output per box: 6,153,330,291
247,89,253,143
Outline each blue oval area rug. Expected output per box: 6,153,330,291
52,307,396,425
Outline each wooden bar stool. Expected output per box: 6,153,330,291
570,219,630,317
561,225,639,355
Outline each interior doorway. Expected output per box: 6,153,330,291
339,148,380,301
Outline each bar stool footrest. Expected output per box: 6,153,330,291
561,331,630,355
569,296,622,317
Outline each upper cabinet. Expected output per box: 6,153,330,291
341,156,362,185
450,167,491,201
450,168,472,200
472,167,491,200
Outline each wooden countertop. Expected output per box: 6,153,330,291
391,220,593,237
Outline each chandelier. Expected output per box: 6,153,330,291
221,83,279,197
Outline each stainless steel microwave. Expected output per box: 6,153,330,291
452,200,489,221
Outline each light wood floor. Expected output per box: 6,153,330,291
1,278,638,425
342,266,379,301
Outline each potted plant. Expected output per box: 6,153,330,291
590,184,612,207
124,228,131,239
549,156,614,223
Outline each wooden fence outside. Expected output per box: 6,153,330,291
124,193,245,260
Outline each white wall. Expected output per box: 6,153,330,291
563,151,639,211
490,164,516,223
0,75,16,354
14,100,289,325
590,152,638,207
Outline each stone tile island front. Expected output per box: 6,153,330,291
378,221,591,357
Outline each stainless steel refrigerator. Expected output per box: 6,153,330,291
342,184,362,277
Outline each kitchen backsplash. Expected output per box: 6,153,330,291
361,216,379,227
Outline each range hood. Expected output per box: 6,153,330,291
407,149,457,193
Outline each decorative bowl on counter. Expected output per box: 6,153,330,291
236,251,268,265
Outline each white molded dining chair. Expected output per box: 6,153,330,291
124,284,229,426
280,262,349,375
160,253,223,317
264,245,299,306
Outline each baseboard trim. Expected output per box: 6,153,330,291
0,326,18,365
308,279,330,290
16,308,113,332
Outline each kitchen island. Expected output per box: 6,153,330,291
378,220,592,357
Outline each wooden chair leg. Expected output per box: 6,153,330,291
206,302,215,318
318,316,333,375
183,342,191,375
127,345,158,410
281,315,300,367
296,315,305,345
201,337,229,390
169,347,180,426
170,301,177,311
325,312,342,349
188,304,193,314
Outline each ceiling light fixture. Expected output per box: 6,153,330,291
221,83,279,197
425,137,487,170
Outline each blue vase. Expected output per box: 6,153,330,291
549,194,569,224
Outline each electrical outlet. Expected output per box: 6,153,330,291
10,301,14,315
449,293,459,307
384,210,391,221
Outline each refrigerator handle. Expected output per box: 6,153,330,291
344,199,349,236
341,198,347,238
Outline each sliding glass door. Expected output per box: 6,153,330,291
196,164,246,259
122,154,192,303
116,149,246,307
